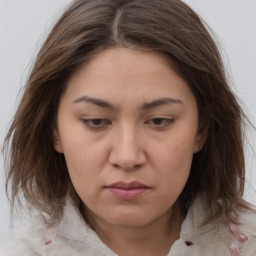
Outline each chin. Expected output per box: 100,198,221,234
105,209,158,228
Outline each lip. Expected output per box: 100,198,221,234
105,181,151,200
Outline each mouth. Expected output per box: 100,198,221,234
105,181,151,200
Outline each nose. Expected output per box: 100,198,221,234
108,124,146,171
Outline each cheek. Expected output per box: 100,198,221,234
63,143,102,181
150,131,196,193
145,140,193,218
58,116,104,173
59,137,99,192
64,149,102,207
154,132,195,172
158,147,192,191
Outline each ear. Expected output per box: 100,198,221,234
193,119,209,153
53,128,64,153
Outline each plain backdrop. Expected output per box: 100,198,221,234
0,0,256,253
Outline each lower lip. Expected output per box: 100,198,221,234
107,187,150,200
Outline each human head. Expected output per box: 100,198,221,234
52,47,204,228
5,0,247,222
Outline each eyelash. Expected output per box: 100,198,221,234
82,119,111,130
81,118,174,130
145,118,174,128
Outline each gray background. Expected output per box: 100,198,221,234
1,0,255,253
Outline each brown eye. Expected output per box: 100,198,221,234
147,118,174,128
82,119,111,129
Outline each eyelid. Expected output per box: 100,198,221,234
146,117,175,128
80,116,175,130
81,118,111,130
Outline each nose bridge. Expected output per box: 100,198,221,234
120,123,138,154
109,121,145,170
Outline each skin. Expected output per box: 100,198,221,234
54,48,206,256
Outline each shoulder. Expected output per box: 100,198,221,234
195,209,256,256
177,196,256,256
3,213,55,256
235,206,256,255
3,197,116,256
239,204,256,233
3,237,37,256
2,212,69,256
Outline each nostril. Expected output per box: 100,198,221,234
109,148,146,171
113,163,143,172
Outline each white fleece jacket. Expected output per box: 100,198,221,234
3,195,256,256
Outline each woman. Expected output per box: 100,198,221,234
4,0,256,255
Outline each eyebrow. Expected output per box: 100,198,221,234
73,95,115,109
73,95,183,110
140,97,183,110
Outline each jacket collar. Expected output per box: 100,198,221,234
56,196,117,255
56,194,215,253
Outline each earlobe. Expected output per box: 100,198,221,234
53,128,63,153
193,120,209,153
193,138,203,153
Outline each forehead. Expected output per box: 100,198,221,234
70,47,175,81
63,47,195,107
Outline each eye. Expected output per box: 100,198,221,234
146,118,174,128
81,119,111,129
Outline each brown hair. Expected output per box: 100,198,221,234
4,0,253,223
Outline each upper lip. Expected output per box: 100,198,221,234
106,181,150,189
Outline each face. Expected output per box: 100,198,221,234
54,48,205,229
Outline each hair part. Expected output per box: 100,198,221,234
4,0,254,224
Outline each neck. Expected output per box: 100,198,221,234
85,202,185,256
